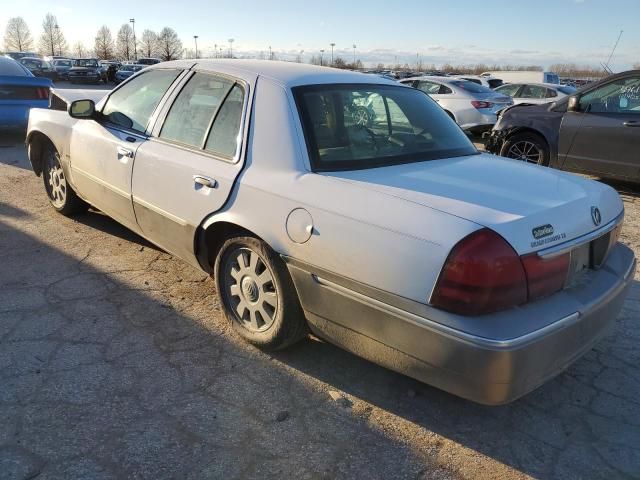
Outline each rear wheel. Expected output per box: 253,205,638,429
42,144,88,216
214,236,307,350
500,132,549,166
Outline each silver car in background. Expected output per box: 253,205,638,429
493,82,577,105
400,76,513,133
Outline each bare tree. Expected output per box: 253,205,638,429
73,41,87,58
94,25,115,59
139,29,158,58
116,24,135,61
3,17,33,52
39,13,66,56
157,27,182,61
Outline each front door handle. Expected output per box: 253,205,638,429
623,120,640,127
193,175,217,189
117,146,134,158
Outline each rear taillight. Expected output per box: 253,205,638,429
431,229,572,316
431,229,528,316
471,100,494,109
35,87,49,99
521,253,570,301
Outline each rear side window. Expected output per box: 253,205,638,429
0,59,30,76
520,85,548,99
416,81,441,95
449,80,493,93
102,69,181,132
205,84,245,158
545,88,558,98
160,73,235,148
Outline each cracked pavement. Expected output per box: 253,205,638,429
1,132,639,479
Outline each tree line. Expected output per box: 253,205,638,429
3,15,183,61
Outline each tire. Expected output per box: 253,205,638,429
353,106,373,127
500,131,549,166
41,143,89,216
214,236,308,350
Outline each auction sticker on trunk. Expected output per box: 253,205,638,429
531,224,566,248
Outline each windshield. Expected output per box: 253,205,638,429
450,80,494,94
75,59,98,67
54,60,71,67
293,84,478,172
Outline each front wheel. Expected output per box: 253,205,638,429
42,144,88,216
214,236,307,350
500,132,549,166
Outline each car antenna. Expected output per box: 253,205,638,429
603,29,623,74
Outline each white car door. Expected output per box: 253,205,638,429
69,68,183,232
131,70,253,265
515,84,551,105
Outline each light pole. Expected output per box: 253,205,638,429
352,44,356,66
54,24,61,56
129,18,137,61
194,35,198,59
320,49,324,66
228,38,234,58
268,45,272,60
214,44,217,58
330,42,335,65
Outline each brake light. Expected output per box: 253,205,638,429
431,229,527,316
521,253,570,301
471,100,494,109
432,229,574,316
35,87,49,100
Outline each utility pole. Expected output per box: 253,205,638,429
269,45,272,60
352,44,356,65
214,44,217,58
320,49,324,66
330,42,335,65
129,18,137,60
54,24,61,56
228,38,234,58
605,30,623,71
194,35,198,59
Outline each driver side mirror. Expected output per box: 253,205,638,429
567,94,581,112
68,99,96,119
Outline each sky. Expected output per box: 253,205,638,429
2,0,639,70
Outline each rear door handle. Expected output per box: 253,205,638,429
623,121,640,127
193,175,217,189
117,146,134,158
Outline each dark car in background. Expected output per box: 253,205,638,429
68,58,106,84
52,59,73,80
4,52,41,60
0,56,51,131
485,70,640,184
136,57,161,65
114,64,144,84
18,57,58,81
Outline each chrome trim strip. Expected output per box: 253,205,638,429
537,211,624,259
132,195,190,226
313,274,581,350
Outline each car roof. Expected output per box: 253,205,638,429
153,59,399,88
0,56,32,76
401,75,459,84
499,82,566,88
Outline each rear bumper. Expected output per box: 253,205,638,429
286,243,636,405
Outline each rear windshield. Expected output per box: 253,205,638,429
450,80,494,93
293,84,478,172
487,79,504,89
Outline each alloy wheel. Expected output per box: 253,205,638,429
507,141,541,164
222,247,279,332
45,151,67,208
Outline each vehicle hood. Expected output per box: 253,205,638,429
325,153,623,254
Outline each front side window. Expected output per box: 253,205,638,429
160,73,235,148
294,84,477,171
102,69,181,132
495,84,521,97
416,81,441,95
579,76,640,114
520,85,547,99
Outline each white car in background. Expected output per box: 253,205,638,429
400,76,513,133
493,82,577,105
454,74,504,89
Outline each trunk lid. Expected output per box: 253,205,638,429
324,153,623,254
